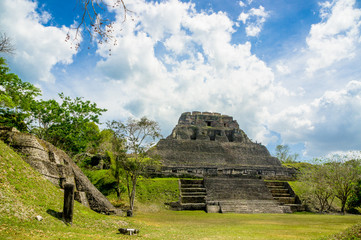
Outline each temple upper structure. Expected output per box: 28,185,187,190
150,111,289,175
168,111,251,143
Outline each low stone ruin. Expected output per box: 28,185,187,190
0,126,120,215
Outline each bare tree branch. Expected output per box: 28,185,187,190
0,33,15,54
66,0,131,51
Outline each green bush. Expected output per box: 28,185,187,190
83,169,119,196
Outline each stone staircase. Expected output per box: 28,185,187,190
204,177,289,213
265,181,304,212
178,179,206,210
217,200,287,213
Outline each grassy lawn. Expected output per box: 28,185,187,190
1,210,361,239
129,211,361,240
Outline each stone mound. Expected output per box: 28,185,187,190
152,112,302,214
0,126,120,215
150,111,294,178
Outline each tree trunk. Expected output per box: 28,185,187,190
341,198,346,214
116,177,121,201
129,176,137,212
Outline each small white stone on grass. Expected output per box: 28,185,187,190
35,215,43,221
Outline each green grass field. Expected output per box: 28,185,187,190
1,210,361,239
1,140,361,240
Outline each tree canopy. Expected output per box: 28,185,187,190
275,144,299,163
107,117,161,214
0,57,41,131
298,159,361,213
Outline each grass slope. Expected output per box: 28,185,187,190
0,140,130,239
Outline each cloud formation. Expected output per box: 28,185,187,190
238,5,269,37
0,0,79,83
94,0,284,140
306,0,361,73
2,0,361,159
269,80,361,157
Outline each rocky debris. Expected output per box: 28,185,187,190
0,126,120,215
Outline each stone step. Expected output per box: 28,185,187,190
273,197,296,204
181,188,206,193
181,196,206,203
180,179,204,184
285,204,305,212
266,185,286,190
265,181,286,187
270,189,289,194
218,200,285,214
180,203,206,210
181,184,204,188
272,193,291,198
181,192,207,196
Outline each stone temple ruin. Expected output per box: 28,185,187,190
0,126,120,215
150,111,302,213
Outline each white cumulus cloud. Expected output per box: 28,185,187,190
238,5,269,37
92,0,286,141
306,0,361,73
269,80,361,157
0,0,80,83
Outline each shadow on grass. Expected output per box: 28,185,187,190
47,209,62,220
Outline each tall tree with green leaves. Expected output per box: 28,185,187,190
107,117,161,214
104,122,127,201
327,160,361,214
298,159,361,214
0,57,41,131
298,162,335,212
30,93,107,156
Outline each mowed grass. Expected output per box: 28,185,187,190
128,211,361,240
1,210,361,240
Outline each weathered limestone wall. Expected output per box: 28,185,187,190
154,139,281,168
0,126,119,215
169,112,250,143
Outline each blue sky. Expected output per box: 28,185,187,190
1,0,361,160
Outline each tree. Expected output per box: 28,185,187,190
30,93,107,156
0,57,41,131
107,117,161,214
347,179,361,213
0,33,14,54
298,159,361,214
275,144,299,163
105,122,127,201
298,163,335,212
327,160,361,214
